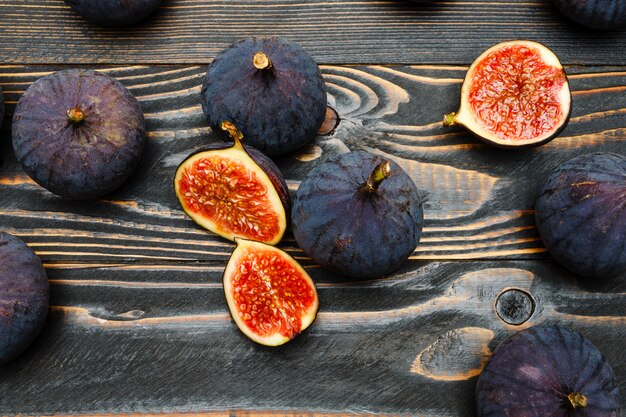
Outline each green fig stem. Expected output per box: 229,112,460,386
443,112,458,127
253,52,272,70
221,121,245,148
567,393,588,409
364,161,391,192
67,107,85,125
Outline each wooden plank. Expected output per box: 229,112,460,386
1,0,626,65
1,64,625,263
0,261,623,415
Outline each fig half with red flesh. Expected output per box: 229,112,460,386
444,40,571,149
223,239,319,346
174,122,289,245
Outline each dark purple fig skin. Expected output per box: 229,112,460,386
180,142,292,215
476,325,620,417
12,69,146,200
64,0,163,26
535,152,626,279
292,151,423,278
201,37,327,156
0,232,49,365
553,0,626,29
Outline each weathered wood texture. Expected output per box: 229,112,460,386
0,262,623,415
1,0,626,65
1,64,625,263
0,63,624,415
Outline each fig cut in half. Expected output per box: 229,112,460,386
223,239,319,346
444,40,571,149
174,122,290,245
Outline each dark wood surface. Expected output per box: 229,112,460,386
1,0,626,65
0,3,625,416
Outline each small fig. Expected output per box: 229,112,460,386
292,151,424,278
0,232,49,364
12,69,145,200
64,0,163,26
223,238,319,346
553,0,626,29
174,122,290,245
535,152,626,279
444,40,571,149
476,325,620,417
201,37,327,156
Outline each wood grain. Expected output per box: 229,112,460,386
0,62,624,415
1,0,626,65
1,64,625,264
0,261,622,415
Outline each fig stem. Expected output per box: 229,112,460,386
567,393,588,409
221,121,244,148
364,161,391,192
443,112,458,127
253,52,272,70
67,107,85,125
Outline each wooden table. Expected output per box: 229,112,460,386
0,1,624,415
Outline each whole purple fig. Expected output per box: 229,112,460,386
64,0,163,26
553,0,626,29
0,232,49,364
12,69,145,200
535,152,626,279
476,325,620,417
201,37,327,156
292,151,423,278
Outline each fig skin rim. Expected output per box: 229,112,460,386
447,40,572,149
173,144,287,245
223,238,320,347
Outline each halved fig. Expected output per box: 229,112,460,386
223,239,319,346
444,40,571,149
174,122,290,245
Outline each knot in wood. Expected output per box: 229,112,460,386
495,288,535,325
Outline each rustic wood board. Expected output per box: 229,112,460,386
1,0,626,65
0,4,625,416
0,261,623,416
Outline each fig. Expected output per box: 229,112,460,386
201,37,327,156
535,152,626,279
174,122,290,245
223,238,319,346
12,69,146,200
553,0,626,29
444,40,571,149
0,232,49,364
476,325,620,417
292,151,424,278
64,0,163,26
